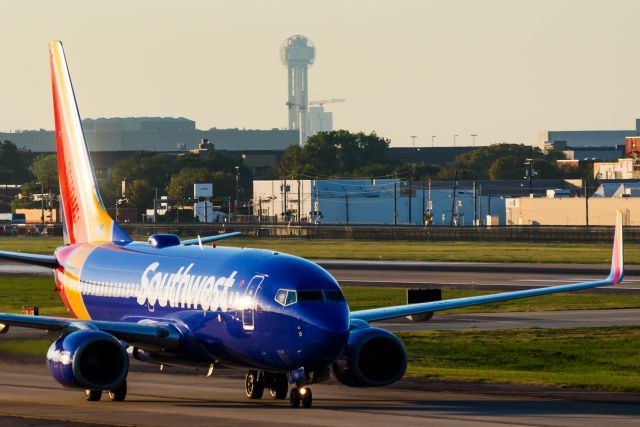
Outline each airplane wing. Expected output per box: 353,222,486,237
181,231,242,245
0,313,181,350
0,250,58,268
351,211,624,323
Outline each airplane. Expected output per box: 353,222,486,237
0,41,625,409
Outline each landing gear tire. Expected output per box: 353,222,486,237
269,374,288,400
301,387,313,408
245,370,264,399
289,388,301,408
108,380,127,402
84,389,102,402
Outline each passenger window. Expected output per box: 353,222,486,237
286,290,297,305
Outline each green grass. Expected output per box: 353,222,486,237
399,327,640,391
0,236,637,264
0,339,50,356
342,286,640,313
0,275,68,317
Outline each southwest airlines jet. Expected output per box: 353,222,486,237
0,42,625,408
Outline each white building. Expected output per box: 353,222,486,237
306,106,333,138
593,158,636,179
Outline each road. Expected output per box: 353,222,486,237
0,363,638,427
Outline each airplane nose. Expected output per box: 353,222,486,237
298,303,350,370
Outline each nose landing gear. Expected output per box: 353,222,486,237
289,385,312,408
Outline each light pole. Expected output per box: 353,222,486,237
234,166,240,215
453,134,458,147
431,135,436,147
410,135,417,148
471,134,478,147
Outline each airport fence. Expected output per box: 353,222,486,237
116,223,640,243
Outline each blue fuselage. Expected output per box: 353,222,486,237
54,242,351,373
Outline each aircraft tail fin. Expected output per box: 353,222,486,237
49,41,131,244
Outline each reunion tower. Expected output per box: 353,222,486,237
280,35,315,145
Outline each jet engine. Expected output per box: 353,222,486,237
47,330,129,390
332,325,407,387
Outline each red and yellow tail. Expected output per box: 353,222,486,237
49,41,131,245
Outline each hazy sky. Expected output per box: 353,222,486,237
2,0,640,147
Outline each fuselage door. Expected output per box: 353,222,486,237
242,275,264,331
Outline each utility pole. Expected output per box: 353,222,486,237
479,184,483,225
40,181,44,226
235,166,240,215
283,170,287,222
473,180,477,226
153,187,158,223
410,135,417,148
422,180,426,226
585,179,589,226
393,182,398,225
408,172,412,224
471,134,478,147
297,173,301,225
345,190,349,224
450,169,458,226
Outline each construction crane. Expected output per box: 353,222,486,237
309,98,346,107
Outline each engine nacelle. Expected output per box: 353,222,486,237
47,330,129,390
332,326,407,387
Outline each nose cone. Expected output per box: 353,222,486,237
299,302,350,370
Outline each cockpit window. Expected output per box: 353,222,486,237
297,290,325,302
275,289,287,305
285,290,297,305
275,289,297,306
324,290,345,302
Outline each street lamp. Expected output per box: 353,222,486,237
431,135,436,147
235,166,240,215
453,134,458,147
471,134,478,147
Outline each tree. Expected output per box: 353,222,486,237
489,156,524,180
123,179,154,212
29,154,59,191
0,140,33,184
166,168,210,201
275,130,391,177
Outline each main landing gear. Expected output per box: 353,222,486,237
84,380,127,402
244,370,312,407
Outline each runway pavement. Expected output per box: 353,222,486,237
316,260,640,292
0,363,638,427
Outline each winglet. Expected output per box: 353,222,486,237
608,210,624,284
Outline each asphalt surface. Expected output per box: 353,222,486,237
1,260,640,425
316,259,640,292
0,363,638,427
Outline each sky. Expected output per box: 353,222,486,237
2,0,640,147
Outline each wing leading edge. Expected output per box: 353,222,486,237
350,211,624,323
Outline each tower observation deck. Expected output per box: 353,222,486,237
280,35,315,145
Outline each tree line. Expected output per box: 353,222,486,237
275,131,589,181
